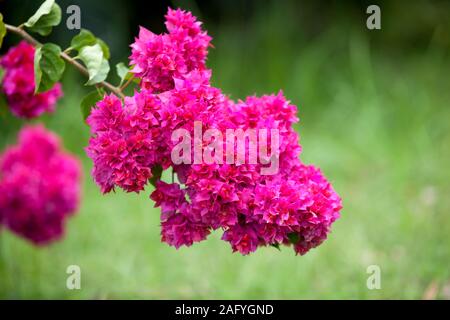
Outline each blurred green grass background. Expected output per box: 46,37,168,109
0,0,449,299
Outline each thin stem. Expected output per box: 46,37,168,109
119,75,134,92
63,47,73,54
5,23,125,99
5,24,39,46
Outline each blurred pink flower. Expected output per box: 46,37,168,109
0,125,81,245
0,41,63,119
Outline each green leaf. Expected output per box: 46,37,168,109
25,0,54,26
24,0,61,36
116,62,130,86
0,13,7,48
117,63,139,87
69,29,110,59
149,165,163,187
287,232,300,245
34,43,65,93
77,44,109,85
96,38,110,59
80,89,105,120
70,29,97,51
87,58,110,85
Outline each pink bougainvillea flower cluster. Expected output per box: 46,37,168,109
130,8,211,93
0,41,63,119
0,125,81,245
87,8,342,255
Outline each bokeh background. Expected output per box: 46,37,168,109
0,0,449,299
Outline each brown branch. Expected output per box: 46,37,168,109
4,23,125,99
119,75,135,92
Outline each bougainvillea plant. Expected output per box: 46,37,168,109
0,1,342,254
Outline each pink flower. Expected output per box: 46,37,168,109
150,181,186,219
130,8,211,93
222,223,260,255
86,70,231,194
87,8,343,256
0,125,81,245
0,41,63,119
161,213,211,249
86,93,163,193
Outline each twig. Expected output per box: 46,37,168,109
5,23,125,99
119,75,135,92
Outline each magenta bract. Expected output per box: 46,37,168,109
87,7,342,255
130,8,211,93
